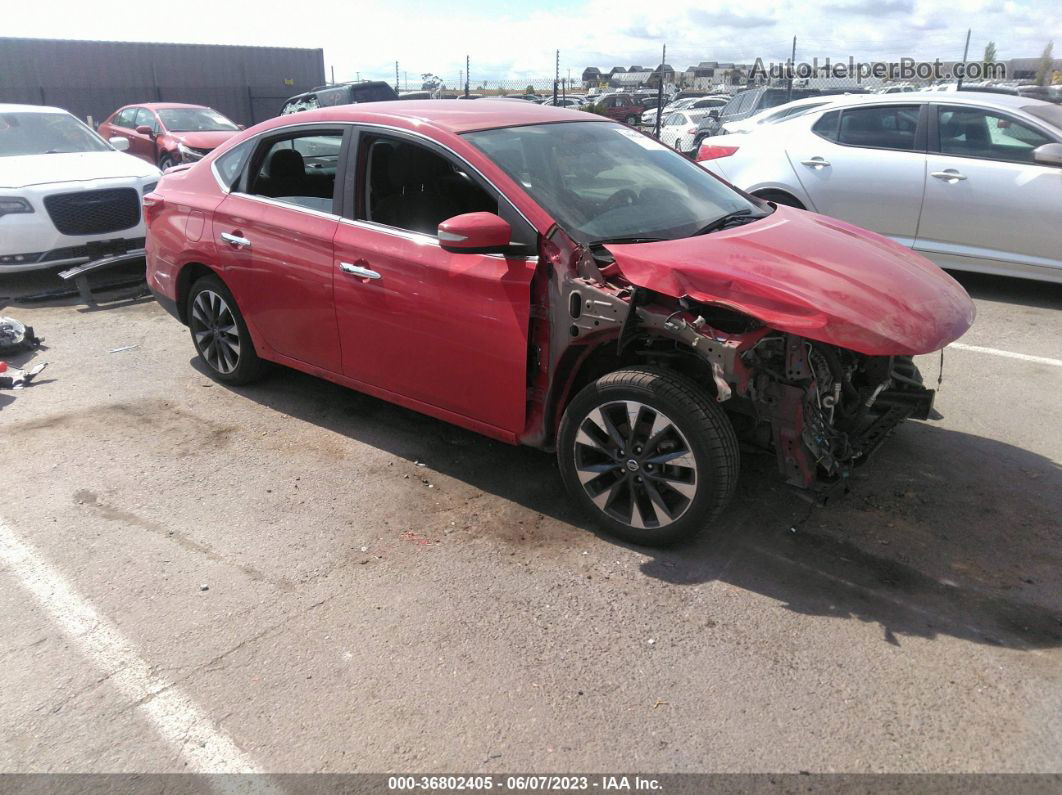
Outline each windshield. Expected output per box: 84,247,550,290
158,108,238,132
464,121,758,243
0,111,111,157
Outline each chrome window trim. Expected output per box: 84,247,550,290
227,191,342,221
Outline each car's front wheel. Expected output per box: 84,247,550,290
159,153,177,171
187,274,266,385
558,367,739,546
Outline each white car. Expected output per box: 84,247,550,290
658,110,712,153
719,95,841,135
0,104,160,273
642,96,726,127
697,92,1062,283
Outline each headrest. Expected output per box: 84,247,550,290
269,148,305,180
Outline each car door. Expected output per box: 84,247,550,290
915,103,1062,276
129,108,159,163
210,125,346,373
786,103,927,246
331,129,538,436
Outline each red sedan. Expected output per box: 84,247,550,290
98,102,241,170
145,101,974,545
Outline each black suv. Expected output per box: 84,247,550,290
280,81,399,115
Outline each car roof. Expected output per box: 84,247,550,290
134,103,213,110
259,99,606,134
814,90,1049,110
0,103,69,115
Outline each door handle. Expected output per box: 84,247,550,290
930,170,967,182
800,157,831,169
220,232,251,248
340,261,381,280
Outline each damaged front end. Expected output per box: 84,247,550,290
522,224,949,497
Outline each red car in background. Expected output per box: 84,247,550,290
98,102,241,170
144,102,974,546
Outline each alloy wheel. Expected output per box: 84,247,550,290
573,400,698,529
190,289,241,374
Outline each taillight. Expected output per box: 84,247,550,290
142,192,165,227
697,144,739,162
686,126,697,135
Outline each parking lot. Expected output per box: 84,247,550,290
1,266,1060,773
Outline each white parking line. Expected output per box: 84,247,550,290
949,343,1062,368
0,518,265,775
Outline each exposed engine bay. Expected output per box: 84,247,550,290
525,227,939,493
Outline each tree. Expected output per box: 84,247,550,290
982,41,996,69
525,84,535,95
1035,40,1054,86
420,73,442,92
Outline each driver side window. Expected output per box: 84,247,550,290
360,136,497,236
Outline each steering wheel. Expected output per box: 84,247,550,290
601,188,639,212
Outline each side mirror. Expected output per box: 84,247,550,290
237,124,246,130
135,125,155,137
109,136,130,152
1032,142,1062,167
438,212,511,253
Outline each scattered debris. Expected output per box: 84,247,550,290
199,584,209,592
652,699,669,709
108,345,139,354
0,361,47,389
0,316,43,355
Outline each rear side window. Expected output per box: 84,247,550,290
214,141,252,190
836,105,919,150
812,110,841,141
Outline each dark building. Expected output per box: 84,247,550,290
0,37,325,126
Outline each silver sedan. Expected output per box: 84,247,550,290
697,92,1062,283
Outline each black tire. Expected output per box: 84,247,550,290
159,153,177,171
557,366,739,546
624,114,637,125
186,274,266,385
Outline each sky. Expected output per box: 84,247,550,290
4,0,1060,86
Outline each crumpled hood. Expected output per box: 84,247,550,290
0,151,159,188
606,205,975,356
169,130,238,150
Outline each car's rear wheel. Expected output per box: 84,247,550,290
187,274,266,385
624,114,637,125
558,367,739,546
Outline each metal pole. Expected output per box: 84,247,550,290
654,44,666,138
465,55,470,97
553,50,559,104
786,36,796,102
331,65,335,85
395,61,399,92
957,28,971,89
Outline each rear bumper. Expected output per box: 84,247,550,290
150,285,182,323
